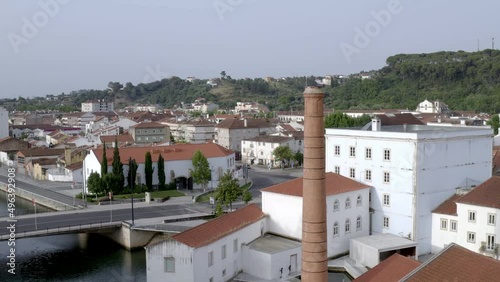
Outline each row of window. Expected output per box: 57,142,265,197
467,232,496,250
136,129,164,134
468,211,496,225
333,216,363,235
334,145,391,161
440,218,458,232
333,195,363,211
208,238,239,267
334,167,391,184
136,136,164,141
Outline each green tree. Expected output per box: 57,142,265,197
103,173,122,195
489,114,500,135
111,140,124,192
101,142,108,176
294,150,304,167
87,172,104,196
324,112,372,128
128,157,138,193
220,70,227,79
107,81,123,93
157,154,166,190
242,189,253,204
192,150,211,190
273,146,294,168
214,172,241,212
144,152,154,191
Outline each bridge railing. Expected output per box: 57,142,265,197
0,221,122,241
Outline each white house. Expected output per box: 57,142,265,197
416,99,450,114
81,100,114,112
241,135,303,167
82,143,236,193
145,204,269,282
261,172,371,258
325,120,493,255
432,176,500,259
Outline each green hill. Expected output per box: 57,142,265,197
4,50,500,113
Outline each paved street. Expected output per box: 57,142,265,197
247,164,302,198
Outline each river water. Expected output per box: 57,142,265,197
0,192,146,282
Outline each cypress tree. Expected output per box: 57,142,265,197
145,151,153,191
157,154,166,190
101,142,108,176
111,139,124,192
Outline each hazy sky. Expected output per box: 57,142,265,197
1,0,499,98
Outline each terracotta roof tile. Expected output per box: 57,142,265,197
130,121,167,129
456,176,500,209
402,244,500,281
93,143,234,165
215,118,275,129
18,148,65,157
261,172,370,197
66,161,83,171
100,134,134,143
432,194,465,216
172,204,265,248
354,254,421,282
244,136,293,143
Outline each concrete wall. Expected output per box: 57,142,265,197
350,239,379,268
431,213,458,253
262,192,302,239
146,240,195,282
106,222,157,250
0,183,72,211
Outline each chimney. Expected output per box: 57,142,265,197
302,86,327,281
371,117,381,131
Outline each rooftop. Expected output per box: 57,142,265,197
261,172,370,197
172,204,265,248
244,135,294,143
354,254,421,282
130,121,167,129
352,233,417,252
456,176,500,209
247,234,301,254
432,194,465,216
401,243,500,281
329,124,492,134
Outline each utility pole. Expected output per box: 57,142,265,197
131,174,135,226
493,38,495,50
109,191,113,223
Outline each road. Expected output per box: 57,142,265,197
0,174,87,208
247,166,300,198
0,203,207,236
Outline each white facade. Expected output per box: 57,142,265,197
416,99,449,114
241,136,303,167
81,101,114,112
325,124,493,255
146,217,267,282
262,181,370,258
0,107,9,139
432,197,500,259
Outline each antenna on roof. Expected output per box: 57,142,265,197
477,38,480,51
493,37,495,50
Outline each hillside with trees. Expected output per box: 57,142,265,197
3,50,500,113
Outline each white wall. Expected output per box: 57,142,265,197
431,213,458,254
262,192,302,239
146,240,195,282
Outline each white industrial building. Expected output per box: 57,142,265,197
241,135,303,167
261,172,371,258
325,119,493,255
432,176,500,259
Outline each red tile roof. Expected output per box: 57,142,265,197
215,118,275,129
100,134,135,144
377,113,425,126
402,244,500,281
432,194,465,216
354,254,421,282
456,176,500,209
261,172,370,197
93,143,234,165
172,204,265,248
130,121,167,129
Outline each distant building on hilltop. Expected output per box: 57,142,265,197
81,100,114,112
416,99,449,114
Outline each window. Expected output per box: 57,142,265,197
333,199,339,211
209,278,213,282
384,149,391,161
349,146,356,157
356,195,362,206
164,257,175,273
333,222,339,236
487,234,496,250
383,216,389,228
334,145,340,156
440,219,448,230
365,170,372,181
233,239,238,253
345,219,351,233
356,216,362,231
383,194,390,206
467,232,476,243
345,197,351,209
208,251,213,267
334,166,340,174
468,211,476,223
488,213,496,225
365,148,372,159
383,172,390,184
350,168,355,178
221,245,226,260
450,220,457,232
222,269,226,277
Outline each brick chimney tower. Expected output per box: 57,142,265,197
301,86,327,281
